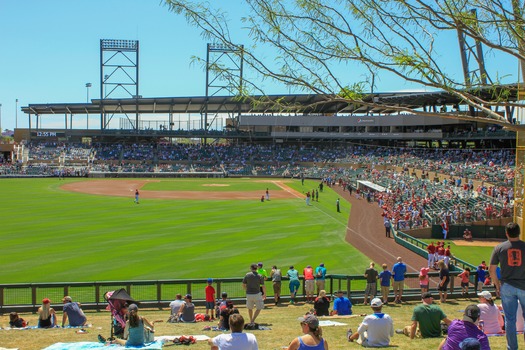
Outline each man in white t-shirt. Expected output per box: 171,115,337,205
169,294,184,316
209,313,258,350
348,298,394,347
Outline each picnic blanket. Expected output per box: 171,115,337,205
3,325,91,330
318,320,348,327
42,341,163,350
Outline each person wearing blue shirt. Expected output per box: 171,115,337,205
476,265,486,293
314,263,327,295
332,290,352,315
378,264,393,305
392,257,407,304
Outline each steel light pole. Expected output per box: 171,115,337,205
15,99,18,129
86,83,92,129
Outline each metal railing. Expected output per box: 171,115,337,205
0,272,458,314
393,225,484,288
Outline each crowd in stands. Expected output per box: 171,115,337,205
19,142,515,185
1,142,515,227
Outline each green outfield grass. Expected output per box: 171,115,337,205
1,178,366,283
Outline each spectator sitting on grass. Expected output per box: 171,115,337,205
477,291,504,335
38,298,56,328
399,292,451,339
100,303,155,347
313,290,331,316
209,313,258,350
438,304,490,350
287,314,328,350
9,312,27,328
61,296,87,327
218,301,239,331
169,294,184,320
331,290,352,316
178,294,196,323
348,298,393,347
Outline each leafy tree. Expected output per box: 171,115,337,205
165,0,525,127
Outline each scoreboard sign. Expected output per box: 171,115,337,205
31,131,65,138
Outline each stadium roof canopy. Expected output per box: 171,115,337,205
22,84,519,116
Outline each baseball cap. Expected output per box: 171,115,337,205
306,265,311,268
62,296,72,302
459,337,481,350
297,314,319,328
42,298,51,304
251,263,258,270
221,292,228,297
128,303,138,312
370,298,383,307
422,292,433,299
319,263,324,267
185,294,192,299
477,291,493,300
336,290,345,294
207,278,213,283
463,304,480,322
257,262,263,267
420,267,430,275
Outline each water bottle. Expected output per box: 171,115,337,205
347,328,353,342
479,320,484,332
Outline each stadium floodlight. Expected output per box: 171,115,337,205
100,39,138,51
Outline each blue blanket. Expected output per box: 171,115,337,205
42,341,163,350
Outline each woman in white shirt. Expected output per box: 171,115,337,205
477,291,504,334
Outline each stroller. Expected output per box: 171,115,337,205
104,288,137,340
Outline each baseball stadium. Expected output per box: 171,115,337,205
1,2,525,350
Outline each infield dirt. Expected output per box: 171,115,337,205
61,179,303,200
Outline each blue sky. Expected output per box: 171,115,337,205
0,1,520,131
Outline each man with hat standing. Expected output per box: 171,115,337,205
348,297,393,347
403,292,451,339
438,304,490,350
270,265,282,305
257,262,268,295
315,263,326,295
242,263,266,325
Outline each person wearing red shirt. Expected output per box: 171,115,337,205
427,242,436,269
205,278,216,320
303,265,315,303
437,245,445,265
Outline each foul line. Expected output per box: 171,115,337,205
284,188,419,272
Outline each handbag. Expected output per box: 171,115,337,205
144,326,155,342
